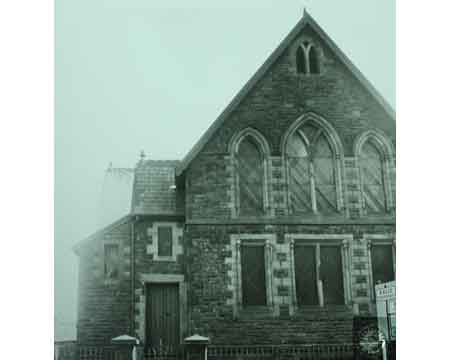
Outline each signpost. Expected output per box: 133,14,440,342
375,281,396,360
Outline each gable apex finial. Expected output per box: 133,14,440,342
303,7,309,18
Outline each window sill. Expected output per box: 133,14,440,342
292,304,353,318
236,305,276,319
153,256,177,262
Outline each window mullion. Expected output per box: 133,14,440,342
309,160,317,213
305,44,311,74
316,244,324,307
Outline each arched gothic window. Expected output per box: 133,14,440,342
236,136,265,216
359,140,387,214
296,42,320,75
286,121,339,214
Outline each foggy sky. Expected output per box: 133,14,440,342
55,0,395,340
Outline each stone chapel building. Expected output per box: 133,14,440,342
74,11,395,350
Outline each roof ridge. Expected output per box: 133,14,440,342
140,159,180,162
138,159,180,167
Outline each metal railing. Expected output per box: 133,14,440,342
75,345,182,360
72,342,383,360
55,341,77,360
140,345,183,360
207,343,382,360
77,345,133,360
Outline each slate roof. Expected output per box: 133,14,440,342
74,159,183,253
175,10,395,175
131,159,183,215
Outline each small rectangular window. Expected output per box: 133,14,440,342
241,245,267,306
104,244,119,279
157,226,173,257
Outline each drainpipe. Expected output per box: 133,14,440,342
130,215,137,336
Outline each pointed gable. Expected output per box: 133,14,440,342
177,11,394,175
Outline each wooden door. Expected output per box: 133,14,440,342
146,283,180,352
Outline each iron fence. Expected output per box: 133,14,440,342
77,345,133,360
141,345,183,360
208,343,382,360
70,342,383,360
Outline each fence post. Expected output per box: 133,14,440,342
133,345,145,360
184,334,210,360
111,334,139,360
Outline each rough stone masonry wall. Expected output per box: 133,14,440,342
186,24,395,221
185,223,395,345
77,222,132,345
186,154,230,219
